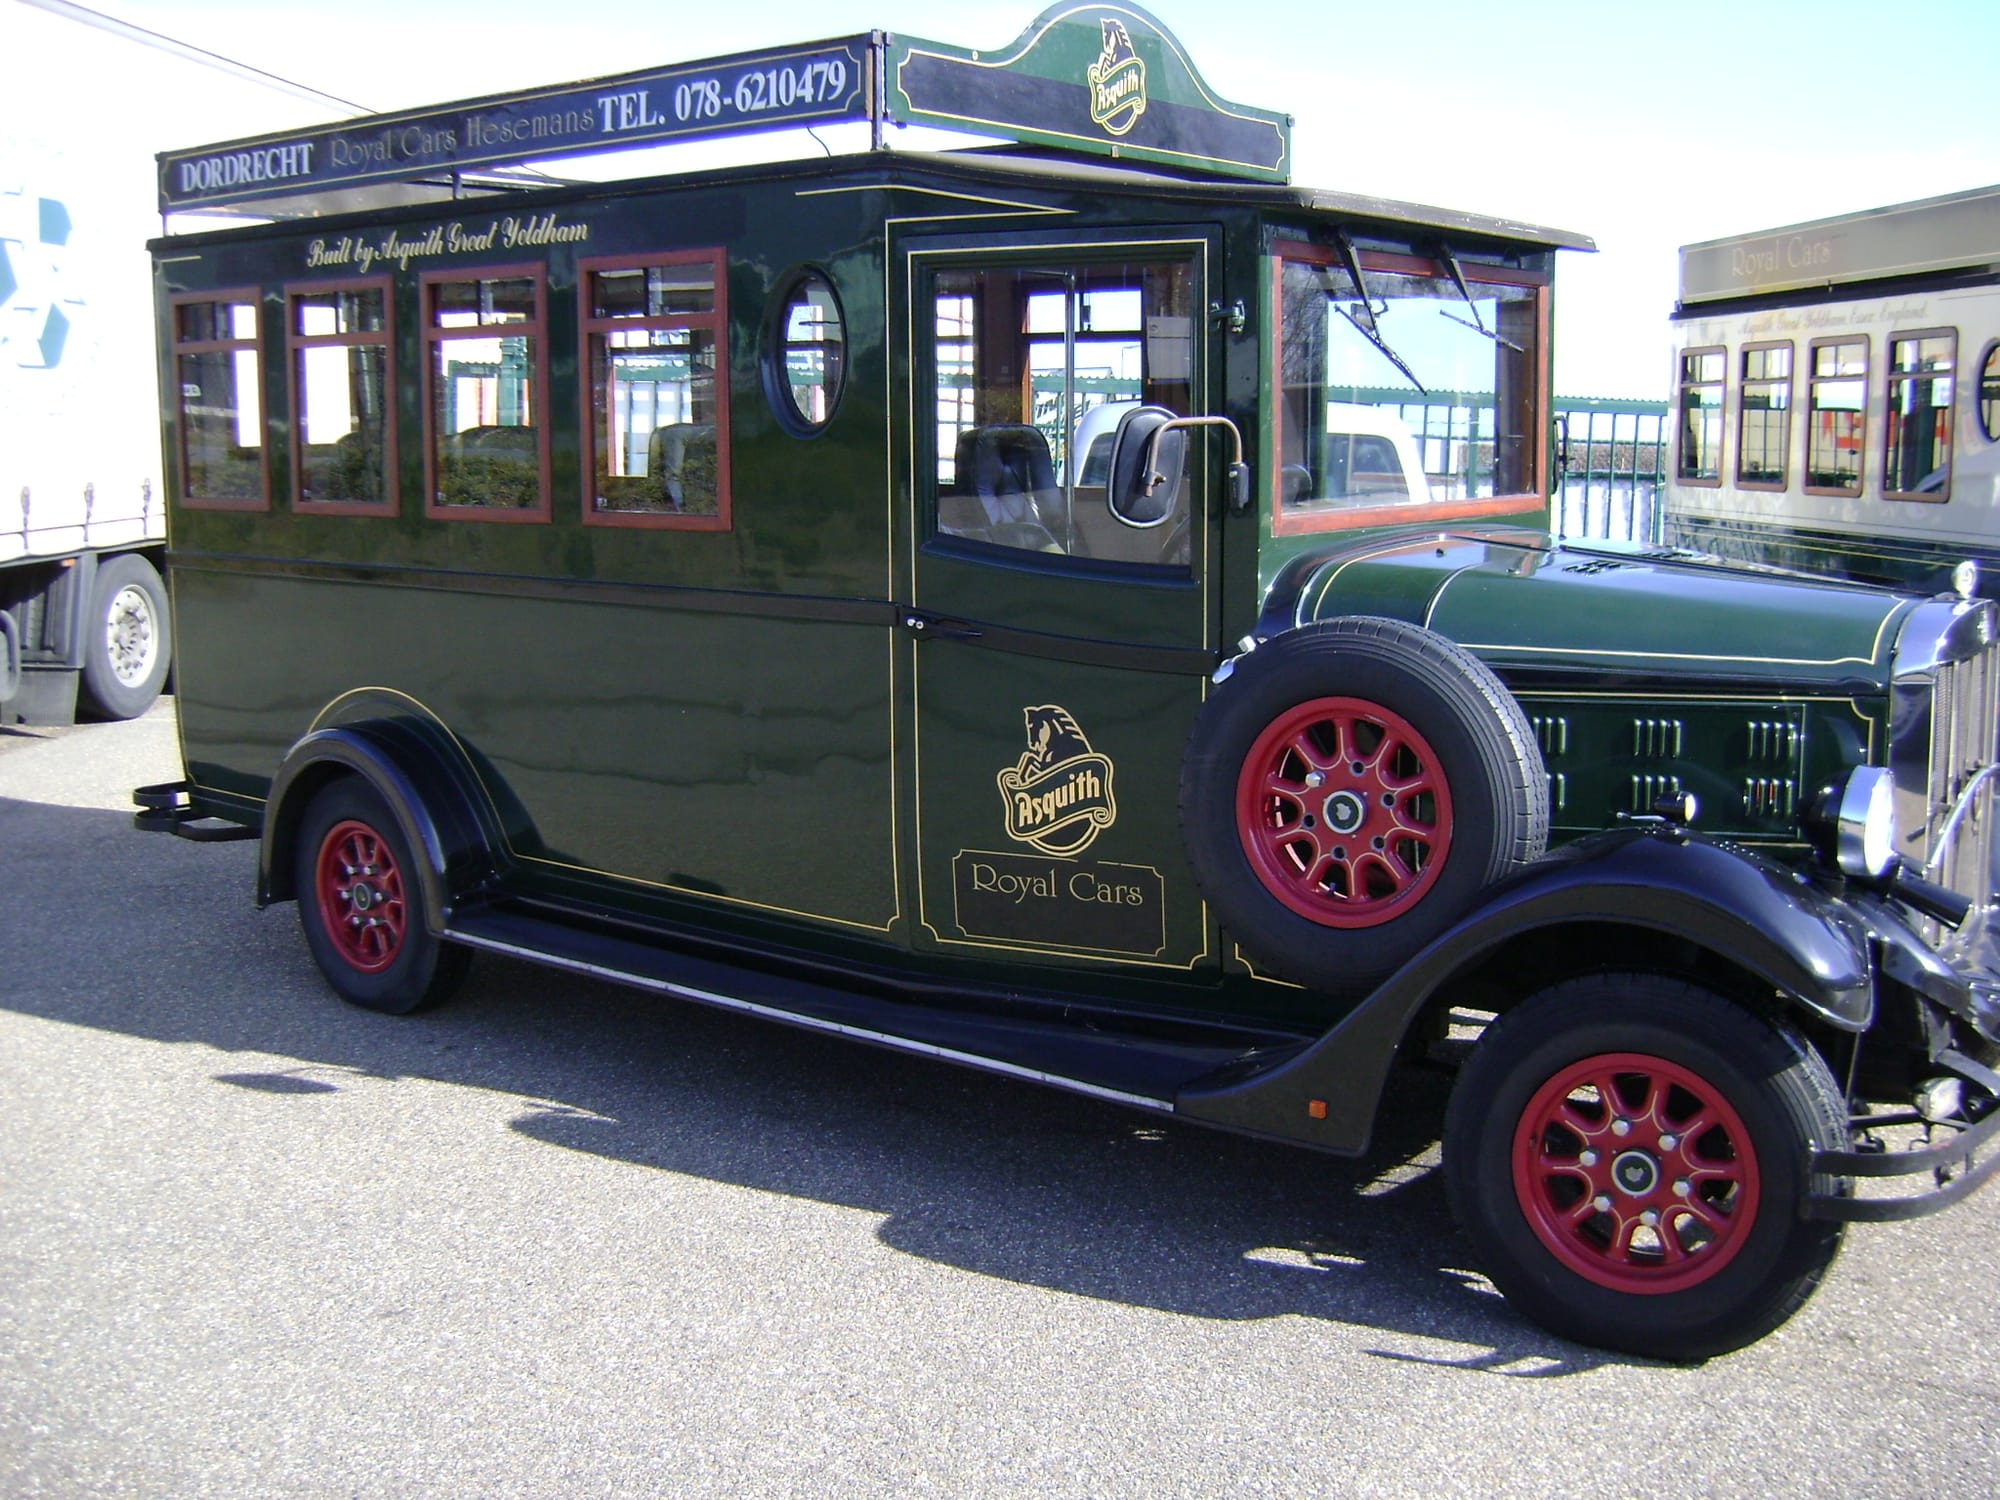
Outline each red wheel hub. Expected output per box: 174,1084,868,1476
1512,1051,1762,1295
1235,696,1452,928
314,819,407,974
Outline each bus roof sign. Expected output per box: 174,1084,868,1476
886,4,1291,183
158,36,875,213
156,5,1294,215
1677,182,2000,306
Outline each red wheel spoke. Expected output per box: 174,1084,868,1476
1654,1218,1695,1265
1562,1193,1601,1228
1256,770,1308,808
1673,1110,1722,1154
1554,1100,1606,1141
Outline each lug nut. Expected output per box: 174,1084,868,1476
1673,1179,1691,1198
1611,1119,1631,1137
1659,1133,1679,1151
1592,1195,1612,1213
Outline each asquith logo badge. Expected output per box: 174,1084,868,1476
1085,18,1147,138
998,706,1118,856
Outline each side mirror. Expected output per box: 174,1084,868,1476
1105,405,1185,529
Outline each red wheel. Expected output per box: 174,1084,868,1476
293,777,469,1014
1445,975,1849,1360
1236,696,1454,929
1180,618,1546,994
1511,1051,1760,1295
313,818,409,975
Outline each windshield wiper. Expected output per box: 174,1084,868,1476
1435,244,1525,353
1333,230,1426,396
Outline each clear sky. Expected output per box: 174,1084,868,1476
30,0,2000,396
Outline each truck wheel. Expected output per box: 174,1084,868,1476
1443,974,1849,1361
293,777,469,1014
1181,618,1546,993
79,554,172,720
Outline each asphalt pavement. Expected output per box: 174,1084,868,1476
3,702,1997,1497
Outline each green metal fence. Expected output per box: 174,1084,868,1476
1339,388,1669,543
1554,396,1669,544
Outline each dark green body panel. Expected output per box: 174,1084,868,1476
152,148,1909,1035
1278,530,1905,845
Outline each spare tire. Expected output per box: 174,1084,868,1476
1181,617,1547,994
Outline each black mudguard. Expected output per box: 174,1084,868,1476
1175,827,1877,1154
259,716,504,929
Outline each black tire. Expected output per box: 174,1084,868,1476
293,777,470,1015
79,554,172,720
1443,974,1849,1361
1181,618,1546,994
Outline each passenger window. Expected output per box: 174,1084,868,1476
929,259,1195,568
772,271,845,431
1735,342,1791,488
582,252,729,529
1806,338,1867,495
1675,347,1725,484
172,292,265,510
290,281,394,512
423,269,548,520
1884,330,1955,501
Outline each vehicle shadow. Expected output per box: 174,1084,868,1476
2,794,1623,1375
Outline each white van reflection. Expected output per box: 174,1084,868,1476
1072,401,1431,510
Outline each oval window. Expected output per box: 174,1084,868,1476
1981,342,2000,443
772,272,846,430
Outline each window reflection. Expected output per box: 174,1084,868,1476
173,294,264,508
292,285,391,510
1277,252,1544,528
1806,338,1867,494
1884,331,1954,501
583,254,727,526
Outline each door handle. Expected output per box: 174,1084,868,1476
903,611,983,643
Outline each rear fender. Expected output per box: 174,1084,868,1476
261,717,504,931
1177,828,1876,1153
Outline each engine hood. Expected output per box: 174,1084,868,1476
1287,532,1916,691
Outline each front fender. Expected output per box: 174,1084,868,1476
259,718,503,930
1178,828,1876,1153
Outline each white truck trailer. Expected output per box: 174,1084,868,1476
2,0,341,720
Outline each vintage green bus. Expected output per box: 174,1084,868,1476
139,6,2000,1360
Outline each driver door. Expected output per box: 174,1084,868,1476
894,229,1225,980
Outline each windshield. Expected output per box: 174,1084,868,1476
1276,250,1545,530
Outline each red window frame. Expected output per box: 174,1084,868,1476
1268,241,1551,537
577,248,732,532
1674,345,1726,488
288,276,396,516
169,288,268,512
421,264,551,524
1734,340,1793,492
1804,336,1869,499
1882,327,1956,504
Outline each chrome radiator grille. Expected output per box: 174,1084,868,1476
1914,627,2000,905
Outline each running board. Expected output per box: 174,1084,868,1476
444,904,1294,1113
